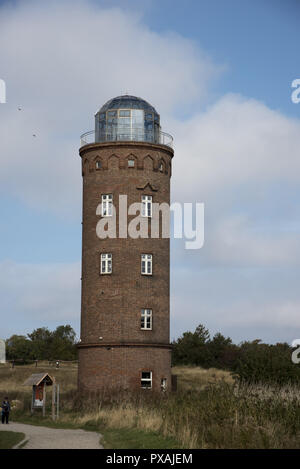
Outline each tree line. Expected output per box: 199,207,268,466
4,323,300,385
172,324,300,385
5,325,78,361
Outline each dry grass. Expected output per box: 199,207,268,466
172,365,234,391
71,403,197,448
2,362,300,448
0,362,77,396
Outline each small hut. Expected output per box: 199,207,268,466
23,373,58,419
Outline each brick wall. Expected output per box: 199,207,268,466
78,141,174,392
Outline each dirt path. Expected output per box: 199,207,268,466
0,421,103,449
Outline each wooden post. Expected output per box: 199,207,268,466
31,385,35,415
56,384,59,420
42,382,46,417
52,383,56,421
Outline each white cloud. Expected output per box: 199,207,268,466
0,260,80,338
0,0,218,216
171,263,300,343
171,94,300,267
172,94,300,200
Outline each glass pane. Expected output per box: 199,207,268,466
132,109,144,125
119,110,130,117
119,117,131,126
142,202,146,217
141,381,151,388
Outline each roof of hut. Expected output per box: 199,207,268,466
23,373,54,386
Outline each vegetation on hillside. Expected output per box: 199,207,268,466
172,324,300,385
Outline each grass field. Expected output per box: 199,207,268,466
1,362,300,448
0,431,25,449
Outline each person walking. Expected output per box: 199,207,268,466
1,397,10,424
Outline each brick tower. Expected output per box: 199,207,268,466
77,95,174,392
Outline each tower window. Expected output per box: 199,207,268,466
100,253,112,274
96,161,102,169
102,194,113,217
141,371,152,389
141,195,152,217
159,162,164,172
141,309,152,330
128,159,135,167
141,254,152,275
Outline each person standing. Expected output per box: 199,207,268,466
1,397,10,424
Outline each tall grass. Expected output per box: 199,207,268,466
1,363,300,448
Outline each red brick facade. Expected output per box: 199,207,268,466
78,141,174,392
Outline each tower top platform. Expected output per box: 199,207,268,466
80,95,173,148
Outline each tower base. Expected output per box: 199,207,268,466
78,345,172,393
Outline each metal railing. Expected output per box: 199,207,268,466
80,128,173,148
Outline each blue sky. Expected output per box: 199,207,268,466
0,0,300,343
100,0,300,117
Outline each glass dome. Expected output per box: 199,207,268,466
95,95,160,144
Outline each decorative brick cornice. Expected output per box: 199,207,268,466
136,182,159,192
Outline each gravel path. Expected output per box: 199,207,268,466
0,421,103,449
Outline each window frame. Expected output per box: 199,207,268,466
141,254,152,275
141,371,152,389
100,253,112,275
101,194,113,217
141,309,152,330
141,195,152,218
